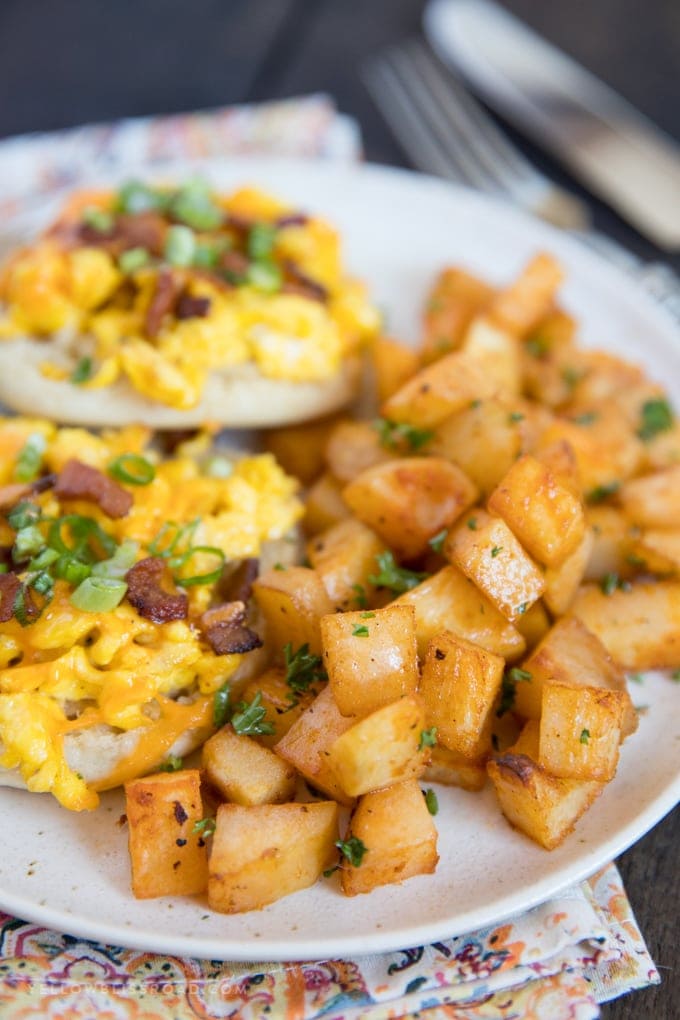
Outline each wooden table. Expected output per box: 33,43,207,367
0,2,678,1016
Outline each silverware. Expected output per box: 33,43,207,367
363,40,680,322
424,0,680,251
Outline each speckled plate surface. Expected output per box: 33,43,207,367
1,158,679,961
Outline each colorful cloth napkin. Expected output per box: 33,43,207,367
0,96,661,1019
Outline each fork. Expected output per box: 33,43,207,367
363,39,680,320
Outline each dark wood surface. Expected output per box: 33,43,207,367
0,2,678,1016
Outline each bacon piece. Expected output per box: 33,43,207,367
0,573,20,623
218,558,259,605
220,250,250,281
55,459,132,518
125,557,188,623
145,268,182,338
0,483,31,511
117,212,167,256
199,600,263,656
281,259,328,303
275,213,308,229
176,294,211,320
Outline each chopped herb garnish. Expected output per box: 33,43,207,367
580,728,590,744
70,356,93,385
82,206,114,233
246,260,282,293
213,681,231,728
351,583,367,608
352,623,370,637
670,670,680,683
628,673,644,685
369,551,427,594
424,788,439,815
360,611,376,619
373,418,434,452
637,398,674,441
284,642,327,692
70,576,127,613
164,224,196,267
7,501,41,532
247,222,277,260
562,366,582,389
573,411,598,426
429,529,448,554
118,246,150,274
108,453,156,486
158,755,183,772
497,668,532,717
14,433,46,483
273,562,285,571
170,179,223,231
508,412,525,423
586,481,620,504
418,727,437,750
600,572,631,595
490,545,502,558
466,517,478,530
525,334,549,357
231,691,275,736
170,545,226,587
192,817,216,837
323,865,339,878
335,836,367,867
516,601,529,615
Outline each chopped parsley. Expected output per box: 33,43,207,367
424,788,439,815
335,836,367,867
373,418,434,452
70,356,93,385
516,602,529,615
580,728,590,744
466,517,478,530
352,623,370,637
360,611,376,619
230,691,275,736
369,551,427,594
490,546,502,558
586,481,620,505
637,398,674,441
628,673,644,685
508,412,525,424
671,670,680,683
429,529,448,554
418,727,437,750
13,433,46,483
213,681,231,728
573,411,598,426
351,583,368,609
158,755,183,772
496,668,532,718
600,573,631,596
284,643,327,692
192,817,216,837
525,334,549,358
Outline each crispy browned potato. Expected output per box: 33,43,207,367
125,769,208,898
461,317,521,396
240,667,322,747
306,517,387,610
542,529,593,617
373,335,421,401
264,413,345,485
618,465,680,528
253,565,334,655
488,253,563,337
422,744,487,792
340,780,438,896
428,397,522,497
381,350,496,428
325,420,394,483
202,725,297,805
420,266,495,363
538,681,626,783
303,471,350,535
208,801,338,913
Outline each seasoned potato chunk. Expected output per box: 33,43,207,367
428,397,522,497
253,566,334,655
343,457,477,561
420,631,504,758
488,454,585,567
340,780,438,896
618,465,680,528
538,682,626,782
328,695,429,797
420,266,494,363
422,744,487,792
264,413,343,485
542,528,593,617
488,253,563,337
125,769,207,898
461,317,521,396
373,334,421,401
381,350,495,428
202,725,297,806
240,666,321,748
303,471,350,535
306,518,387,610
321,604,418,717
445,510,545,621
325,420,394,483
208,801,338,913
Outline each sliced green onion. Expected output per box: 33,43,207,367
7,502,41,532
29,570,54,597
203,455,234,479
48,515,117,560
70,576,128,613
148,518,200,558
13,585,33,627
169,545,226,587
54,555,92,586
82,206,114,233
118,247,150,274
193,238,231,268
13,433,47,483
171,180,223,231
247,223,277,260
164,225,196,267
117,180,169,215
70,357,93,385
246,260,282,294
108,453,156,486
92,540,138,579
28,547,59,571
0,565,7,574
12,526,45,563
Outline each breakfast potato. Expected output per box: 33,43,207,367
253,565,334,656
534,438,582,498
428,397,522,496
240,667,322,747
394,564,526,660
303,471,351,535
381,350,496,428
125,770,208,898
542,528,594,617
488,253,563,337
571,580,680,670
306,517,387,610
513,599,551,651
274,686,356,804
488,454,585,567
642,418,680,471
373,335,421,401
264,413,344,485
321,604,419,718
342,457,478,561
421,266,494,363
208,801,338,913
444,510,545,621
583,506,631,581
328,695,429,797
422,744,487,792
618,465,680,528
462,317,521,396
340,780,439,896
625,528,680,576
202,725,297,806
325,420,394,483
538,682,626,782
520,309,580,407
419,631,505,758
487,721,604,850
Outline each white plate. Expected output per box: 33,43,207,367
1,158,679,962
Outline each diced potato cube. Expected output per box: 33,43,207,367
306,518,387,610
321,604,418,717
428,397,522,497
461,316,521,395
571,580,680,670
253,566,334,656
583,506,631,581
125,769,207,898
208,801,338,913
303,471,350,536
202,725,297,805
543,528,593,616
373,334,420,401
625,528,680,576
421,266,494,363
520,309,580,407
513,599,551,651
488,454,585,567
488,253,563,337
419,631,504,757
445,510,545,621
325,420,394,483
618,465,680,528
274,686,356,803
328,695,428,797
241,667,321,748
343,457,478,561
538,682,626,782
534,439,582,499
264,413,343,485
394,564,526,661
381,350,496,428
422,744,487,791
340,780,438,896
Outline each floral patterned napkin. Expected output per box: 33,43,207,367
0,96,661,1019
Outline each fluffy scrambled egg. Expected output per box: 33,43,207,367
0,418,302,810
0,184,380,408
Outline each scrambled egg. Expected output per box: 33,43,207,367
0,419,302,810
0,184,380,408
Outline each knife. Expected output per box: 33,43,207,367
423,0,680,251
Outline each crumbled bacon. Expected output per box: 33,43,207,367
0,573,20,623
125,556,188,623
220,250,250,280
218,558,259,605
176,294,211,320
55,459,132,518
145,268,182,338
0,483,31,511
117,212,167,256
275,213,308,229
199,600,263,656
281,259,328,303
